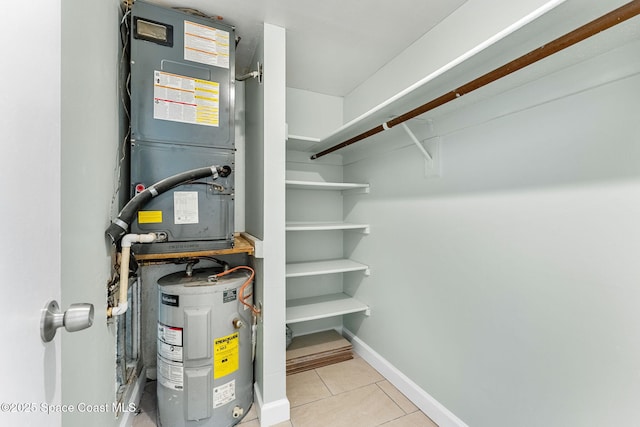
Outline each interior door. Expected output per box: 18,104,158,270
0,1,63,426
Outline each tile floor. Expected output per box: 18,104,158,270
133,355,438,427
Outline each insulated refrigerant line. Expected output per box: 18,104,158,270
310,0,640,160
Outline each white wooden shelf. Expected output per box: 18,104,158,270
285,221,370,233
286,293,370,324
303,1,640,158
287,134,321,151
286,259,370,278
286,180,369,192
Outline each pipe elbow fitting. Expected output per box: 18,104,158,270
110,302,128,317
121,233,157,248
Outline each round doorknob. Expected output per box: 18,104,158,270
41,300,94,342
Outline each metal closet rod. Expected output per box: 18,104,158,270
311,0,640,160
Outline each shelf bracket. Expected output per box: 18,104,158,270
400,123,441,178
401,123,432,161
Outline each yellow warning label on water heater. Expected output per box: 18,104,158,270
138,210,163,224
214,332,239,379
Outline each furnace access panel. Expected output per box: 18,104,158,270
129,1,236,253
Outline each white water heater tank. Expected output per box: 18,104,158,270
157,267,253,427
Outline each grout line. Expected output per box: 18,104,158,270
375,378,421,415
313,367,336,396
375,380,410,415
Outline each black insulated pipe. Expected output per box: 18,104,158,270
105,165,232,244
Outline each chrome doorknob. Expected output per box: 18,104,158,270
40,300,94,342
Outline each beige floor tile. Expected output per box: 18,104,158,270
315,358,384,395
133,381,157,427
240,418,292,427
132,411,157,427
376,380,419,414
287,370,332,407
239,403,258,424
380,411,439,427
290,383,404,427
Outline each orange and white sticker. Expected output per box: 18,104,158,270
153,70,219,127
184,20,230,69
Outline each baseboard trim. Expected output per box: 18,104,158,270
119,372,147,427
253,383,290,426
342,329,468,427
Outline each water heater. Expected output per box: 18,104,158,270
157,267,253,427
129,1,236,254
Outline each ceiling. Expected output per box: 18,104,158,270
148,0,467,96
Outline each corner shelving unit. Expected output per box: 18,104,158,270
284,178,371,329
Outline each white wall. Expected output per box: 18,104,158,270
61,1,123,426
0,1,62,426
342,40,640,426
245,23,290,426
286,87,343,139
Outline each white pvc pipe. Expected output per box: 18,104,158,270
108,233,156,317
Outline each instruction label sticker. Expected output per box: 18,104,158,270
213,379,236,408
138,210,163,224
158,340,183,362
153,70,220,127
158,322,183,346
174,191,199,224
158,356,183,390
214,332,239,379
184,20,230,69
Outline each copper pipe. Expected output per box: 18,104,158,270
311,0,640,160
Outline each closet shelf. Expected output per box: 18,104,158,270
287,134,321,151
286,259,369,278
286,221,370,233
305,1,638,157
285,180,369,192
286,293,370,324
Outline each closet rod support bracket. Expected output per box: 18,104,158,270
401,123,432,161
400,124,441,178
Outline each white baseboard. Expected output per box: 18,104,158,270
253,383,290,426
119,372,147,427
342,329,468,427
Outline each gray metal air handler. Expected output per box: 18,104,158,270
128,0,236,254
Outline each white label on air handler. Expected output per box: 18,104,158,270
184,21,230,69
153,70,220,127
174,191,199,224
